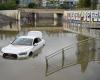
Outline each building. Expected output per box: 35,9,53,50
18,0,43,7
42,0,47,7
17,0,77,8
18,0,33,7
0,0,14,3
42,0,77,9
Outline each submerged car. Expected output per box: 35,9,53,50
0,31,45,59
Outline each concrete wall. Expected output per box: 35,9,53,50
0,10,20,20
64,10,100,22
0,21,21,32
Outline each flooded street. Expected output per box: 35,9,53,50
0,18,100,80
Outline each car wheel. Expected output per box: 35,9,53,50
29,52,33,57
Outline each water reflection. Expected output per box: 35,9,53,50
63,22,100,39
76,36,95,73
46,36,100,76
21,14,63,27
0,18,64,55
0,16,100,80
0,21,21,31
0,21,21,48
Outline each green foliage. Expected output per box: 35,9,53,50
59,1,68,9
16,0,20,5
79,0,91,8
91,0,98,9
85,0,91,7
0,3,17,10
28,3,37,8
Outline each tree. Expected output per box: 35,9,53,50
91,0,98,9
79,0,84,8
16,0,19,5
28,2,37,8
0,0,17,10
79,0,91,8
59,1,69,9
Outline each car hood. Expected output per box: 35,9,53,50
1,44,33,54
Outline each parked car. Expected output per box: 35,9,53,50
0,31,45,59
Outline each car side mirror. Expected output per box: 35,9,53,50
34,43,38,46
10,41,13,44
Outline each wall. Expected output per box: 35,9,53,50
64,10,100,22
0,10,20,20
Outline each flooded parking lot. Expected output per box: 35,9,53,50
0,18,100,80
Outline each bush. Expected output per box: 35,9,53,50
0,3,17,10
79,0,91,8
28,3,37,8
59,2,69,9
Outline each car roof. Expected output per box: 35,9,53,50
18,36,36,40
27,31,42,39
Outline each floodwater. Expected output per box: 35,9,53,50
0,18,100,80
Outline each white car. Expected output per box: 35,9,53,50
0,31,45,59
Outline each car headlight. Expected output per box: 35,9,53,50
19,52,27,55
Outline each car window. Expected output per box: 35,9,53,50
37,38,41,42
33,38,41,44
12,38,33,46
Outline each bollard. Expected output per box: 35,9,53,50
45,57,48,76
62,49,64,68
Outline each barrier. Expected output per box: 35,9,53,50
0,10,20,20
45,38,98,76
64,10,100,22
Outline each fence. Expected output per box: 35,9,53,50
45,38,99,76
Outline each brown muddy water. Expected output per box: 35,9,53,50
0,19,100,80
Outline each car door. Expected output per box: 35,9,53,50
36,38,43,48
32,38,42,52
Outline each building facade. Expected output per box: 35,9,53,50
17,0,77,8
0,0,14,3
18,0,33,7
42,0,77,9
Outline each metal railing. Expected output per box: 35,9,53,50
45,38,97,76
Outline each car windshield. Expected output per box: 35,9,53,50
12,38,33,46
